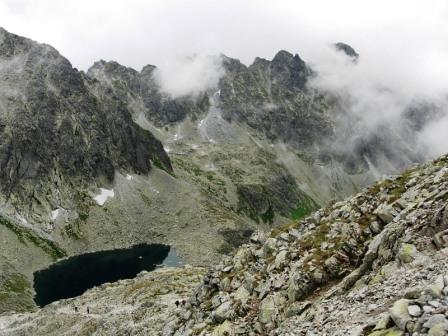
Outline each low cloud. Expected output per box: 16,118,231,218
308,43,448,161
419,110,448,157
153,54,224,98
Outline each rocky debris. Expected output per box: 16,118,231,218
0,266,206,336
171,154,448,335
363,274,448,335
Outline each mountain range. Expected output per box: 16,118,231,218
0,26,446,324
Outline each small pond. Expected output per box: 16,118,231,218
33,244,183,307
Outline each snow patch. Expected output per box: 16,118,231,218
94,188,115,206
171,125,183,141
51,209,61,221
126,174,133,181
17,215,28,226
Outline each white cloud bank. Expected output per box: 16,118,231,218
308,41,448,159
154,55,223,98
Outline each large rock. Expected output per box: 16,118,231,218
389,299,411,330
259,294,284,324
397,244,418,264
0,27,172,222
212,320,234,336
374,203,399,224
213,301,234,323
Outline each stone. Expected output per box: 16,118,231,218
389,299,411,330
285,301,312,318
373,314,393,330
407,304,422,317
368,327,404,336
423,314,447,329
397,243,418,264
213,301,234,323
234,286,250,304
212,320,234,336
258,294,284,324
428,322,448,336
429,300,440,308
426,276,446,298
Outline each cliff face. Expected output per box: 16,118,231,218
0,27,171,223
88,50,332,149
217,51,332,149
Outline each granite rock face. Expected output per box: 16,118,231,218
217,51,332,149
0,27,171,222
87,60,210,125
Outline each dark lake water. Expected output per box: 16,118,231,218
33,244,183,307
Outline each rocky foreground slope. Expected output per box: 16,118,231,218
170,154,448,335
1,154,447,335
178,156,447,336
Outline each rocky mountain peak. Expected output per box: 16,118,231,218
220,54,247,74
140,63,157,75
335,42,360,59
0,28,171,223
250,56,270,70
270,50,309,89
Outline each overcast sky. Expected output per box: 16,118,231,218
1,0,447,72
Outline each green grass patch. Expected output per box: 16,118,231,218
3,273,29,294
291,195,318,220
261,206,275,224
0,216,66,260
